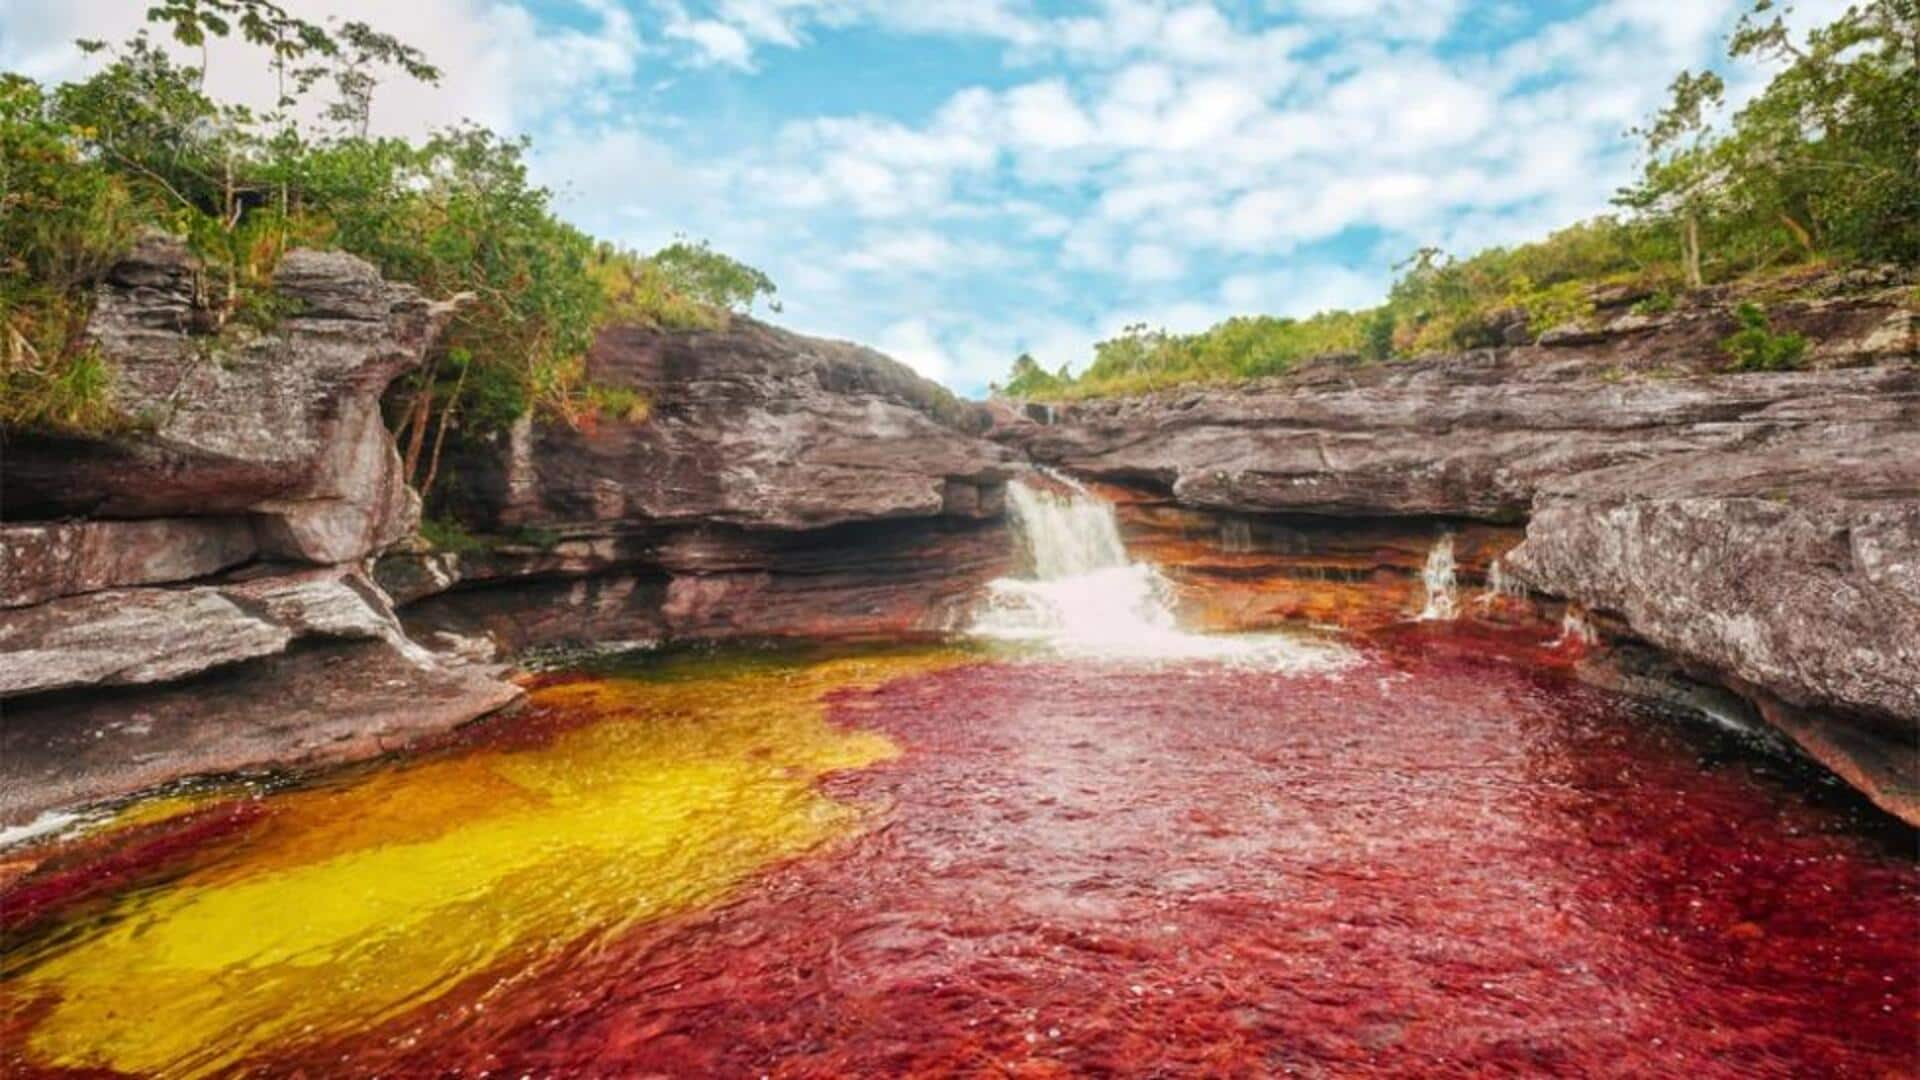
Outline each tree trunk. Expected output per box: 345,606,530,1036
1684,213,1704,289
400,358,439,484
419,359,471,501
1778,211,1816,256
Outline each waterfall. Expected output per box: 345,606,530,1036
1418,534,1459,621
1479,555,1525,609
971,477,1351,670
1555,607,1597,648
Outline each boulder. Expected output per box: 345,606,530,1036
396,317,1018,652
0,240,518,825
443,317,1013,532
0,638,522,826
1505,436,1920,725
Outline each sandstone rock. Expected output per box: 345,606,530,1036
0,566,413,698
396,518,1011,653
997,310,1918,820
0,240,519,825
0,519,257,608
0,638,522,826
1,238,451,566
997,360,1917,522
394,316,1019,653
1505,436,1920,724
444,317,1013,532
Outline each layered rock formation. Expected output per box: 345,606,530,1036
995,284,1919,821
0,238,519,823
3,241,1911,832
385,316,1015,652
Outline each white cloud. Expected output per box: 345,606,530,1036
665,17,756,69
2,0,1775,394
1123,244,1187,283
0,0,643,137
876,317,953,382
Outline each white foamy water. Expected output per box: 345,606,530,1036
1418,533,1459,621
970,475,1352,670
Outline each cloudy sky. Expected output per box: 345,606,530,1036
1,0,1835,394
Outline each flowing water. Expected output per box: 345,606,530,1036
971,478,1352,669
2,485,1915,1078
1418,533,1459,621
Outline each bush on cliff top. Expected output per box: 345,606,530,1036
0,4,774,485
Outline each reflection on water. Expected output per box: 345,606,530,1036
1,631,1914,1078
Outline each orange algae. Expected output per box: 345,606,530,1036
2,648,964,1078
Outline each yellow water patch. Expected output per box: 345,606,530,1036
5,648,963,1077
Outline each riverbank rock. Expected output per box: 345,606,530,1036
392,316,1016,651
995,289,1918,822
2,236,452,564
0,241,521,827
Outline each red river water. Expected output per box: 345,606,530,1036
4,624,1912,1078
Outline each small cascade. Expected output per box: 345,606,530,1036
1219,519,1255,554
971,477,1350,669
1478,555,1526,609
1555,606,1597,649
1418,533,1459,621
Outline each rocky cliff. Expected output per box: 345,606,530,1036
3,242,1913,830
380,316,1014,651
0,238,517,823
0,245,1017,827
992,282,1919,822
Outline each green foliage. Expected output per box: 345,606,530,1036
1361,309,1396,362
1721,302,1809,370
1619,0,1920,277
648,240,779,314
418,515,486,554
584,383,650,424
1633,291,1677,315
1388,219,1671,353
2,9,773,496
993,353,1069,397
1029,2,1910,399
0,75,141,433
1504,276,1595,335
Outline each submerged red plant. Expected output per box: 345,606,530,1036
300,633,1916,1077
5,630,1915,1078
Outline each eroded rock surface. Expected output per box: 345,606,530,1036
0,241,517,825
1,236,449,564
447,317,1010,530
398,317,1016,651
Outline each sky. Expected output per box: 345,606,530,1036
0,0,1843,394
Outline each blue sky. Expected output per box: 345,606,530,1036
1,0,1834,394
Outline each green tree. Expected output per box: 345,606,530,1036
994,352,1069,398
1619,70,1726,287
1361,309,1396,361
648,239,779,314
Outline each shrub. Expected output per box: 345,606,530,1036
1361,309,1396,361
2,10,774,503
1721,303,1809,371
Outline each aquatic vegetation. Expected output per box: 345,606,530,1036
1,650,959,1077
